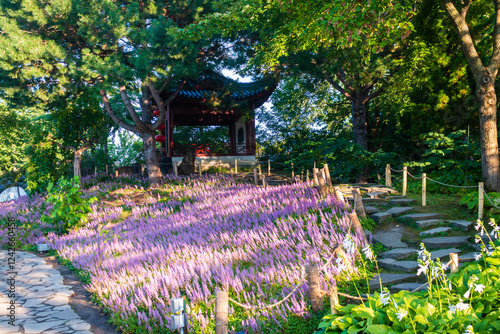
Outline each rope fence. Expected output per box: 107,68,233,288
385,164,485,219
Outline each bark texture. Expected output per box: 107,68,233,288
441,0,500,191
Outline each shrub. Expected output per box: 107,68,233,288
41,176,96,233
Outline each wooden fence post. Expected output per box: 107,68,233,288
306,170,310,183
301,170,304,182
333,186,345,204
351,189,367,219
323,164,332,187
291,162,294,178
94,166,97,176
450,253,459,273
314,161,316,169
234,159,238,174
402,166,407,196
215,290,229,334
174,161,179,177
263,175,267,188
313,168,319,186
105,164,108,175
348,212,367,242
268,159,271,176
258,164,262,176
199,161,202,177
330,286,339,315
141,164,145,177
478,182,484,220
422,173,426,207
115,170,118,177
306,263,323,312
254,168,258,186
386,164,391,188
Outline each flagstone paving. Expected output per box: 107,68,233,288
0,250,94,334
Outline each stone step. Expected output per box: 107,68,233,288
419,227,451,237
421,236,470,249
385,206,414,217
415,219,445,229
371,212,392,223
366,191,387,198
385,196,406,200
379,248,417,260
460,252,481,262
372,231,408,249
368,187,398,194
446,220,474,231
389,198,416,205
369,273,418,290
348,197,384,204
364,206,379,214
400,213,444,222
421,248,461,261
378,259,419,273
390,283,427,292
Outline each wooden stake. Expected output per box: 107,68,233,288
268,159,271,176
422,173,426,207
323,164,332,187
254,168,258,186
141,164,145,177
402,166,407,196
313,168,319,186
215,290,229,334
291,162,294,178
351,189,367,219
306,170,310,182
234,159,238,174
258,164,262,176
199,161,202,177
386,164,391,187
94,166,97,176
450,253,459,273
478,182,484,220
348,212,367,242
330,286,339,315
314,161,316,169
115,170,118,177
306,263,323,312
333,186,345,204
174,161,179,177
105,164,108,175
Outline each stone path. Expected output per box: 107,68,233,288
0,250,94,334
344,185,477,293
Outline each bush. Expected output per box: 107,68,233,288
41,176,96,233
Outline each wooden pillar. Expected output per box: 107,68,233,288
422,173,426,207
386,164,391,187
229,121,236,155
245,105,256,155
291,162,295,178
234,159,238,174
199,161,202,177
141,164,145,177
450,253,459,273
352,189,366,219
330,286,339,315
215,290,229,334
268,159,271,176
402,166,407,196
348,212,367,241
478,182,484,220
306,263,323,312
313,168,319,186
174,161,178,177
323,164,332,186
258,164,262,176
333,186,344,204
306,170,310,182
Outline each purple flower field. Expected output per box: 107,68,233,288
1,175,366,333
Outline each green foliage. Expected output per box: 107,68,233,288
360,218,377,232
41,176,96,233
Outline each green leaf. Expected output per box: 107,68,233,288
365,324,398,334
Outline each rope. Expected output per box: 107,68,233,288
426,177,478,189
406,171,422,180
390,167,404,173
483,189,500,210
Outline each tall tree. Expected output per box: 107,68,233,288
440,0,500,191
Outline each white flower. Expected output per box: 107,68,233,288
393,299,399,310
475,220,482,231
448,281,453,291
449,304,457,314
463,325,474,334
336,257,347,272
456,300,470,312
474,284,485,294
362,245,374,261
474,253,482,261
491,226,500,239
342,236,356,254
475,235,481,244
379,291,390,306
417,263,429,276
463,288,471,299
395,309,407,321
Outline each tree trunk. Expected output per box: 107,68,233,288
351,96,369,151
476,73,499,191
142,131,162,186
73,152,82,185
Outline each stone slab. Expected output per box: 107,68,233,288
460,252,481,262
348,197,384,204
364,206,379,214
447,220,474,231
378,259,419,272
385,196,406,200
389,198,416,205
366,192,387,198
386,206,414,217
421,236,470,249
379,248,417,260
369,273,418,290
415,219,445,229
419,227,451,236
371,212,392,223
390,283,428,292
423,248,461,260
400,213,444,222
372,231,408,249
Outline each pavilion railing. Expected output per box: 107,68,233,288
171,143,256,156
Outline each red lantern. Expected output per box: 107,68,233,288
153,109,160,116
157,124,165,131
155,135,166,142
